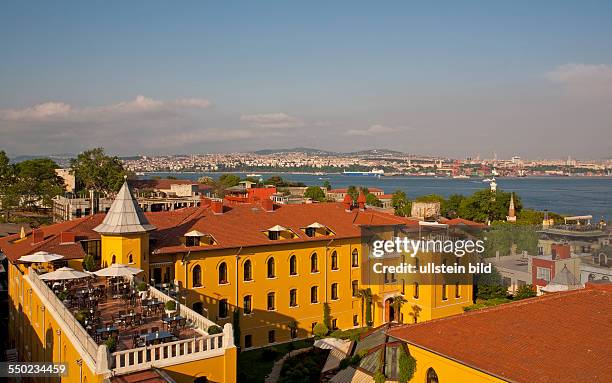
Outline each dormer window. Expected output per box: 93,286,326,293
302,222,334,238
185,230,216,247
265,225,297,240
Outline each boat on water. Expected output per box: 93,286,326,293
482,178,494,182
452,174,470,179
246,173,262,178
342,168,385,177
135,172,145,176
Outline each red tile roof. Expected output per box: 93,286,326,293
152,202,417,254
388,283,612,383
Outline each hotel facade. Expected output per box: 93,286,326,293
2,180,478,381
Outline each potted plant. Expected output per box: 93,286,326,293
137,281,149,299
164,300,177,316
207,325,222,335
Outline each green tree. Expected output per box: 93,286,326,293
445,194,465,218
322,180,331,190
391,295,408,323
323,302,332,330
263,175,287,187
391,190,411,217
514,284,536,300
304,186,326,202
398,348,417,383
15,158,64,209
218,174,241,188
458,189,522,223
358,288,373,327
0,151,19,221
313,322,328,338
70,148,126,194
365,193,382,207
346,185,358,202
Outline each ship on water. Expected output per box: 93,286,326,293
342,168,385,177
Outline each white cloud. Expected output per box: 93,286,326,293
240,112,304,129
345,124,401,136
545,64,612,84
0,95,211,122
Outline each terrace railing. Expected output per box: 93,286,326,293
26,270,100,360
111,332,226,374
148,285,218,332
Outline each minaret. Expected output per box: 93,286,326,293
506,193,517,222
94,177,156,277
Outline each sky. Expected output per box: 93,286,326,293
1,1,612,159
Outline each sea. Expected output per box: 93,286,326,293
143,173,612,220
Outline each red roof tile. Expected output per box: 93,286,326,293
388,284,612,383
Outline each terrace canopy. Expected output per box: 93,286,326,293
94,263,143,277
39,267,91,281
18,251,64,263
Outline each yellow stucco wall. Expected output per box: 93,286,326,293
407,344,506,383
100,233,150,278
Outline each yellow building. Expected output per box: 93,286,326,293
2,181,479,382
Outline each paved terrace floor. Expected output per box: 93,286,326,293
59,279,202,352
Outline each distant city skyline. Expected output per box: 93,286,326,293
1,1,612,158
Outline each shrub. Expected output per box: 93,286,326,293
313,323,329,338
514,284,536,300
57,290,68,301
373,370,386,383
207,325,222,335
137,281,148,291
104,336,117,352
323,303,331,330
74,310,88,325
165,300,176,311
398,348,417,383
261,347,279,361
82,254,95,271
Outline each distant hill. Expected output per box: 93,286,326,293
9,154,74,167
253,147,337,155
253,147,406,156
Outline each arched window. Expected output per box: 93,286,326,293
243,295,252,314
218,262,228,284
426,367,439,383
603,276,610,281
267,292,275,310
311,253,318,273
111,254,116,264
267,258,275,278
289,289,297,307
243,260,252,281
331,251,338,270
192,265,202,287
413,282,419,299
331,283,338,300
194,377,208,383
128,253,133,264
310,286,318,303
455,282,461,298
351,249,359,267
442,284,448,300
588,273,596,281
289,255,297,275
599,253,608,266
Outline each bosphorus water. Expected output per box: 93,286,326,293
144,173,612,220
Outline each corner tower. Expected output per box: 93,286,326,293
94,178,156,278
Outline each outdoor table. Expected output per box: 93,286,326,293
96,326,118,335
143,299,160,307
162,315,184,325
140,331,174,345
121,312,136,319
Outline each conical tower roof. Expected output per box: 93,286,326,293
93,179,156,234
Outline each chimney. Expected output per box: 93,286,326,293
200,196,212,208
357,192,367,211
261,198,274,212
211,199,224,214
551,243,570,260
342,194,352,212
60,232,75,244
32,229,44,244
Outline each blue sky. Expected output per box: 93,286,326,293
1,1,611,158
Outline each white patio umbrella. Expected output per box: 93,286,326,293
94,263,143,277
18,251,64,263
39,267,91,281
